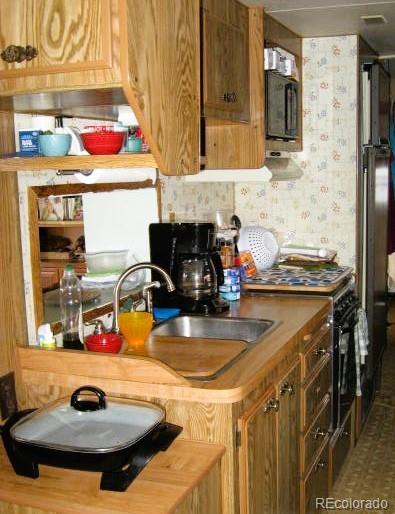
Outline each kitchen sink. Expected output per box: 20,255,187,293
151,316,275,344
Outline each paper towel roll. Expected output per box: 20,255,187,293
75,168,157,184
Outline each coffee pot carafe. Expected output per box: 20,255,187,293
149,222,229,314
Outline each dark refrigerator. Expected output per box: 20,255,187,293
358,61,391,419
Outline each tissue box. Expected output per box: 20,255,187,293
19,130,42,155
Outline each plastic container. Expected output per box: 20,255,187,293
85,250,128,274
81,131,124,155
118,312,153,350
37,323,56,350
59,264,84,350
153,307,181,322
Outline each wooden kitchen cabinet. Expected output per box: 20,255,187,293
276,359,301,514
0,0,113,81
201,0,249,122
238,358,300,514
40,260,86,290
238,384,278,514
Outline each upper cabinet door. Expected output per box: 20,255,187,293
202,0,250,122
0,0,113,78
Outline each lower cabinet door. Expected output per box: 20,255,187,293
238,384,278,514
301,439,330,514
276,359,301,514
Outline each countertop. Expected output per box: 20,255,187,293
0,439,224,514
19,294,330,403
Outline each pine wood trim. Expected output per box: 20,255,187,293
0,0,113,80
0,153,157,172
238,383,276,514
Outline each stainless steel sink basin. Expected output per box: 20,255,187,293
151,316,274,344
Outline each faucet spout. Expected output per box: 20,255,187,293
112,262,175,333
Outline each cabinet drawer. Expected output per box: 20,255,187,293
330,407,353,487
301,440,329,514
302,356,331,431
301,394,331,474
302,324,331,380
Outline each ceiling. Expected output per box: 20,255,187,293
245,0,395,74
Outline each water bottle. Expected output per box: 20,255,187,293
59,264,84,350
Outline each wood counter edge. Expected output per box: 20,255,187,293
0,439,225,514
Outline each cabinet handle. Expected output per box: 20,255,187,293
1,44,38,63
280,382,294,396
314,347,327,356
223,92,237,103
263,398,279,413
340,430,349,438
312,427,327,440
314,460,327,471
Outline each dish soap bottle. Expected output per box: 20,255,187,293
59,264,84,350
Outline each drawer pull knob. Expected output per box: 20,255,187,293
312,427,327,439
263,398,279,413
280,382,294,396
315,460,327,471
314,347,327,356
1,44,38,63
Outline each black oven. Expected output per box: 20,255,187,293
266,71,299,139
331,287,359,430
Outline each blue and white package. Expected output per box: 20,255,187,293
19,130,42,155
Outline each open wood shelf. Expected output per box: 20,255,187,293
0,153,157,172
38,220,84,227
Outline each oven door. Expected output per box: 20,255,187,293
332,307,358,430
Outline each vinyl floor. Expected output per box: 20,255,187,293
322,344,395,514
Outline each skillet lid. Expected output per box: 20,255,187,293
10,386,165,453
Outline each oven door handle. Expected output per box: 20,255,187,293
339,318,358,335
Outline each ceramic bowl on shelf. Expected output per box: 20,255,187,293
81,131,124,155
38,134,71,156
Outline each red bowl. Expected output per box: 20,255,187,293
81,132,124,155
85,333,123,353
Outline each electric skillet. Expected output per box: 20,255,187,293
1,386,182,492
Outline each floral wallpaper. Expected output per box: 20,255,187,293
235,36,359,266
160,176,234,221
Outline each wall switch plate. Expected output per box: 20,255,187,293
0,371,17,420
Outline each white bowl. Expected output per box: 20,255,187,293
85,250,128,275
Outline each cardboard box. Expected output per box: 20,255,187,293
19,129,42,155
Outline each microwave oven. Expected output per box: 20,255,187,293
266,71,299,140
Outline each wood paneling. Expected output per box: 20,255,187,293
301,322,331,380
18,347,190,386
276,359,300,514
0,0,121,95
205,8,265,169
0,440,225,514
238,384,277,514
301,394,331,475
120,0,200,175
0,153,157,173
202,0,250,121
0,111,28,415
206,9,265,168
301,356,331,431
301,440,329,514
0,0,112,78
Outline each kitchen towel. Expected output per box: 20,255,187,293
354,307,369,396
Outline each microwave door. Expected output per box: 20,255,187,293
266,73,286,138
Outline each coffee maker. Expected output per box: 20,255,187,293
149,222,229,314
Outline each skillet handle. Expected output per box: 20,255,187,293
70,385,106,412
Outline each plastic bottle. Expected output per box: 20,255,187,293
37,323,56,350
59,264,84,350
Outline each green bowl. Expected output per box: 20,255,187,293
39,134,71,156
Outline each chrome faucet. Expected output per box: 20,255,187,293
112,262,176,333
